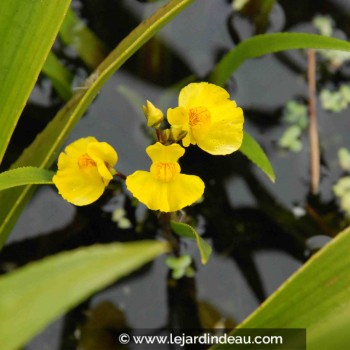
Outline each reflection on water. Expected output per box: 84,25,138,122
2,0,350,349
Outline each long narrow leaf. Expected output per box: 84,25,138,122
59,8,108,69
0,240,168,350
0,167,53,191
212,226,350,350
0,0,194,248
0,0,71,164
42,52,73,100
240,131,275,182
209,33,350,86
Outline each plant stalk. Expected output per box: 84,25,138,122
307,49,320,194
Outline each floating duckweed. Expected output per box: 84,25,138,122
313,15,350,69
279,101,308,152
338,148,350,172
312,15,334,37
165,255,195,279
320,85,350,113
112,208,132,229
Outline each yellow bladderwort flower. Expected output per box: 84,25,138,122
126,142,204,212
53,137,118,206
167,82,244,155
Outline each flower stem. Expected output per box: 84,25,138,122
156,128,161,142
115,171,127,181
307,49,320,195
160,212,180,255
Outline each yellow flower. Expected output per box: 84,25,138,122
143,100,164,127
126,142,204,212
53,137,118,206
167,82,244,155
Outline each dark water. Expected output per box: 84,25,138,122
2,0,350,349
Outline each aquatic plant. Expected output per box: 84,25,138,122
1,1,350,349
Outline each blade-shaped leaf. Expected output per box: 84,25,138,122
0,0,71,164
42,52,73,101
0,0,194,249
209,33,350,86
0,167,53,191
59,8,108,69
240,131,275,182
211,226,350,350
0,240,168,350
171,221,212,264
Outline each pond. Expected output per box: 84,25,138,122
1,0,350,349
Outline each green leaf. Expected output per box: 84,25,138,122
42,52,73,100
0,0,194,249
59,8,108,69
0,167,54,191
209,33,350,86
171,221,212,265
0,240,168,350
211,226,350,350
239,131,275,182
0,0,71,164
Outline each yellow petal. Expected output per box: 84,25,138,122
210,101,242,124
167,107,191,147
179,82,232,108
167,106,189,126
87,141,118,167
53,166,105,206
87,141,118,180
146,142,185,163
126,171,204,212
197,118,244,155
126,171,168,211
166,174,204,212
63,137,98,159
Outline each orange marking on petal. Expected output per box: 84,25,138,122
151,162,180,182
189,106,211,128
78,154,97,169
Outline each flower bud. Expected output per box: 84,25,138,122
143,100,164,127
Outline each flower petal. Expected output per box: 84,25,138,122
166,174,204,212
126,171,169,211
210,102,242,124
179,82,232,108
146,142,185,163
167,106,189,126
87,141,118,181
167,107,191,146
53,166,105,206
87,141,118,167
64,137,98,159
126,171,204,212
196,118,244,155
